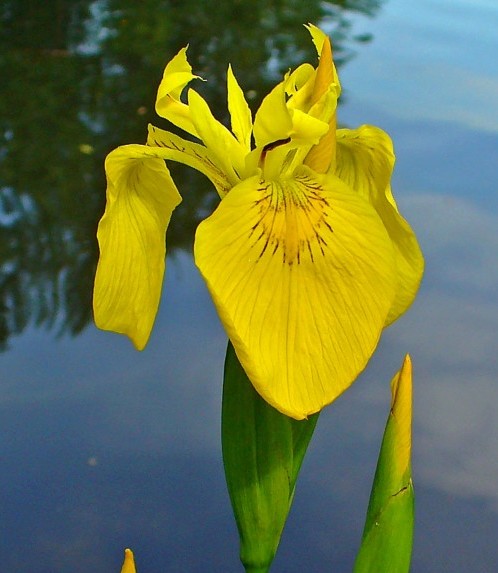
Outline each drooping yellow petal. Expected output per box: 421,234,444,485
188,89,245,184
147,124,232,197
120,548,136,573
194,167,397,419
335,126,424,324
94,145,182,350
390,354,412,475
227,64,253,153
336,126,394,202
155,46,202,137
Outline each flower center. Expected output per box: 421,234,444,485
249,173,334,265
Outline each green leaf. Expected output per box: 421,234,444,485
222,342,319,572
353,355,415,573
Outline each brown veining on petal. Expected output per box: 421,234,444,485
249,173,333,265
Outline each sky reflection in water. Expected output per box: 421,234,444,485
2,0,498,571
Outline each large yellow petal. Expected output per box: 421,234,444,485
147,124,232,197
194,167,397,419
94,145,182,350
155,47,201,137
335,126,424,324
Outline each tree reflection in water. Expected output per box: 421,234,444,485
0,0,382,349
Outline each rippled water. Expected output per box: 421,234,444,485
1,0,498,571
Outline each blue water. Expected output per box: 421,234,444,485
2,0,498,571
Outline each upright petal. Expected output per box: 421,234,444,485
195,167,397,419
188,89,245,184
289,109,329,144
310,35,335,106
227,65,253,153
304,35,339,173
335,126,424,324
253,82,293,148
147,124,232,197
305,23,341,97
94,145,182,350
285,63,315,108
155,46,202,137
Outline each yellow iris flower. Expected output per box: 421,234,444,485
93,25,423,420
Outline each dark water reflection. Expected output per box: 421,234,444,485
2,0,498,572
0,0,378,348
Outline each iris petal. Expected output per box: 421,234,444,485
195,167,397,419
253,82,293,148
285,63,315,107
93,145,182,350
147,124,232,197
290,109,329,144
188,89,245,184
155,47,201,137
335,126,424,324
304,35,339,173
227,64,253,153
305,23,341,97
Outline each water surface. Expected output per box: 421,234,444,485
1,0,498,571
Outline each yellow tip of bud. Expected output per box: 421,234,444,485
390,354,413,474
120,548,136,573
